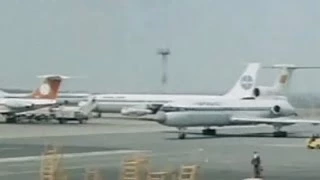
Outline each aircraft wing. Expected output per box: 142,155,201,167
231,116,320,125
4,101,34,109
0,109,11,113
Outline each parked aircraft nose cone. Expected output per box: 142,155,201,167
154,111,167,124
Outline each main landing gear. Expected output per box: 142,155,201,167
202,128,216,136
2,114,18,124
177,127,217,139
178,128,186,139
273,126,288,137
5,116,18,124
177,126,288,139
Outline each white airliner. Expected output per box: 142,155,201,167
118,63,320,117
93,63,261,116
143,96,320,139
0,75,68,123
56,92,90,105
0,90,89,105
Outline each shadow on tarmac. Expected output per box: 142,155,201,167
163,131,311,140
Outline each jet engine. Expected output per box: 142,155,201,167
25,103,35,109
120,107,152,117
253,86,279,97
270,105,281,115
121,104,163,117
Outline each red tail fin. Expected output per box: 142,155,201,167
31,75,68,99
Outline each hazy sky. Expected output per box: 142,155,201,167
0,0,320,94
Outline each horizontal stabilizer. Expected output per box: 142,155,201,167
231,116,320,125
262,64,320,70
37,74,70,80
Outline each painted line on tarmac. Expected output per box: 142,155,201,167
0,125,271,140
0,150,150,163
0,129,169,139
7,149,207,168
0,150,205,176
0,162,123,177
0,148,21,152
262,144,304,148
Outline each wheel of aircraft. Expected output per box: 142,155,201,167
58,119,66,124
202,128,217,136
273,131,287,137
273,125,288,137
79,119,87,124
178,127,187,139
178,127,218,139
5,115,17,124
6,118,17,124
80,119,88,124
178,132,186,139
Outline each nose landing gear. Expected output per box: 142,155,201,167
178,127,186,139
273,125,288,137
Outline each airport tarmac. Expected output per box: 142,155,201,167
0,117,319,180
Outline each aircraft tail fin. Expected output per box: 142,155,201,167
263,64,320,94
31,75,69,99
224,63,260,98
0,90,9,97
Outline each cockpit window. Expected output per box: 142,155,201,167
160,106,181,112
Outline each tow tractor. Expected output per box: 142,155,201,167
53,96,97,124
307,134,320,149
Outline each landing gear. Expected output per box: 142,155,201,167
58,119,66,124
6,118,17,124
79,118,88,124
273,131,287,137
202,128,216,136
273,125,288,137
5,117,17,124
178,132,186,139
178,128,186,139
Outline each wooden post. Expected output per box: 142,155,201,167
178,165,199,180
85,169,103,180
147,171,171,180
120,154,150,180
40,145,67,180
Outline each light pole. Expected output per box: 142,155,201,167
157,48,170,93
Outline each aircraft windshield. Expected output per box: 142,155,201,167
160,106,183,112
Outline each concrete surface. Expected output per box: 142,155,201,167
0,117,319,180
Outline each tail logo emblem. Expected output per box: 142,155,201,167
39,83,51,95
240,75,253,90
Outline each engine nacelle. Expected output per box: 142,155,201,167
253,86,279,97
25,103,35,108
121,104,163,117
121,107,152,117
270,105,281,115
